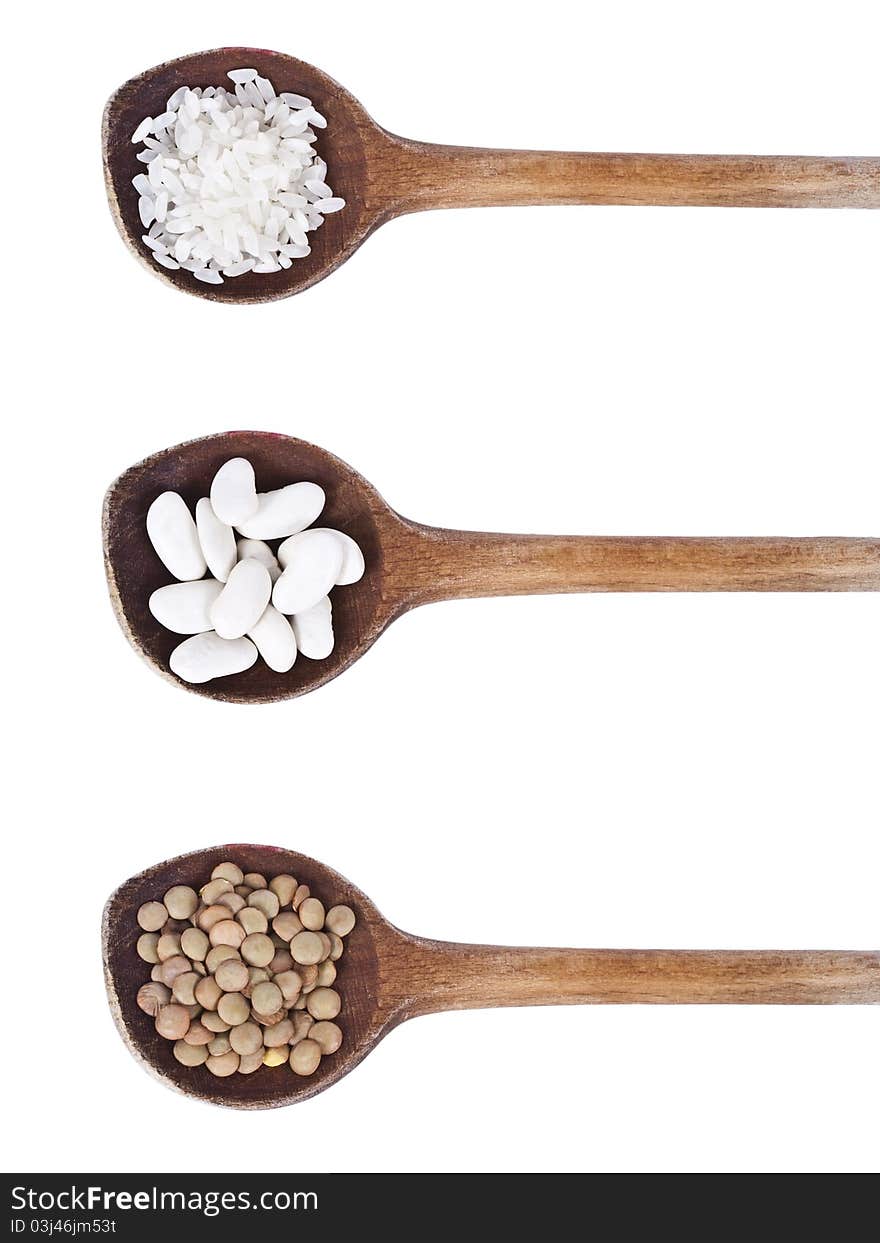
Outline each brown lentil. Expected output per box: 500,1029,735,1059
200,878,233,905
174,1040,208,1067
240,933,275,967
171,971,200,1006
197,905,232,933
205,945,240,973
309,1021,343,1055
290,1039,321,1076
155,1004,190,1040
290,931,324,966
214,958,249,993
180,927,209,961
209,919,246,949
269,875,297,907
137,901,167,932
137,933,160,964
183,1022,212,1046
325,905,356,937
298,898,325,931
194,976,222,1011
156,933,182,961
164,886,199,920
237,908,268,936
217,992,250,1026
248,889,280,920
136,982,171,1016
211,862,244,886
201,1011,232,1034
206,1051,240,1077
251,981,283,1016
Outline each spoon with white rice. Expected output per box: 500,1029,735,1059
103,48,880,304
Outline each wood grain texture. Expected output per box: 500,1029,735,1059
401,528,880,603
102,49,880,304
104,847,880,1109
103,431,880,704
393,942,880,1011
377,144,880,212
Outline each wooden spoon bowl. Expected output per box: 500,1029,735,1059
103,430,880,704
104,845,880,1109
103,432,399,704
103,48,385,303
103,845,384,1109
103,48,880,304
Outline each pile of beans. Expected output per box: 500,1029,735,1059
146,455,364,683
135,860,356,1078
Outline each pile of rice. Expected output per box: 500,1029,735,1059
130,68,344,284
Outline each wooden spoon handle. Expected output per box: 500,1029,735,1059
401,529,880,606
402,942,880,1011
384,141,880,211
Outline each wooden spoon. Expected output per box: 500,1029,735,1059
103,48,880,304
103,430,880,704
104,844,880,1109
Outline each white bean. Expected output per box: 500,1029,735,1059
209,457,259,526
282,528,364,586
272,530,343,615
247,604,297,673
169,633,258,683
319,529,364,584
148,579,222,634
146,492,207,582
291,596,334,660
196,498,236,582
209,558,272,640
236,538,281,582
235,482,325,540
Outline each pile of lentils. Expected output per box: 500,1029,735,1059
135,860,356,1078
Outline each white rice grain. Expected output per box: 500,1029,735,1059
141,235,168,254
131,116,153,144
138,196,155,227
222,259,256,277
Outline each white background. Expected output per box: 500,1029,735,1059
3,0,877,1174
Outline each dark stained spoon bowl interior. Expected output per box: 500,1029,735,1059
103,845,386,1109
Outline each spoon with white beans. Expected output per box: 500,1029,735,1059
104,845,880,1109
103,430,880,704
102,48,880,305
